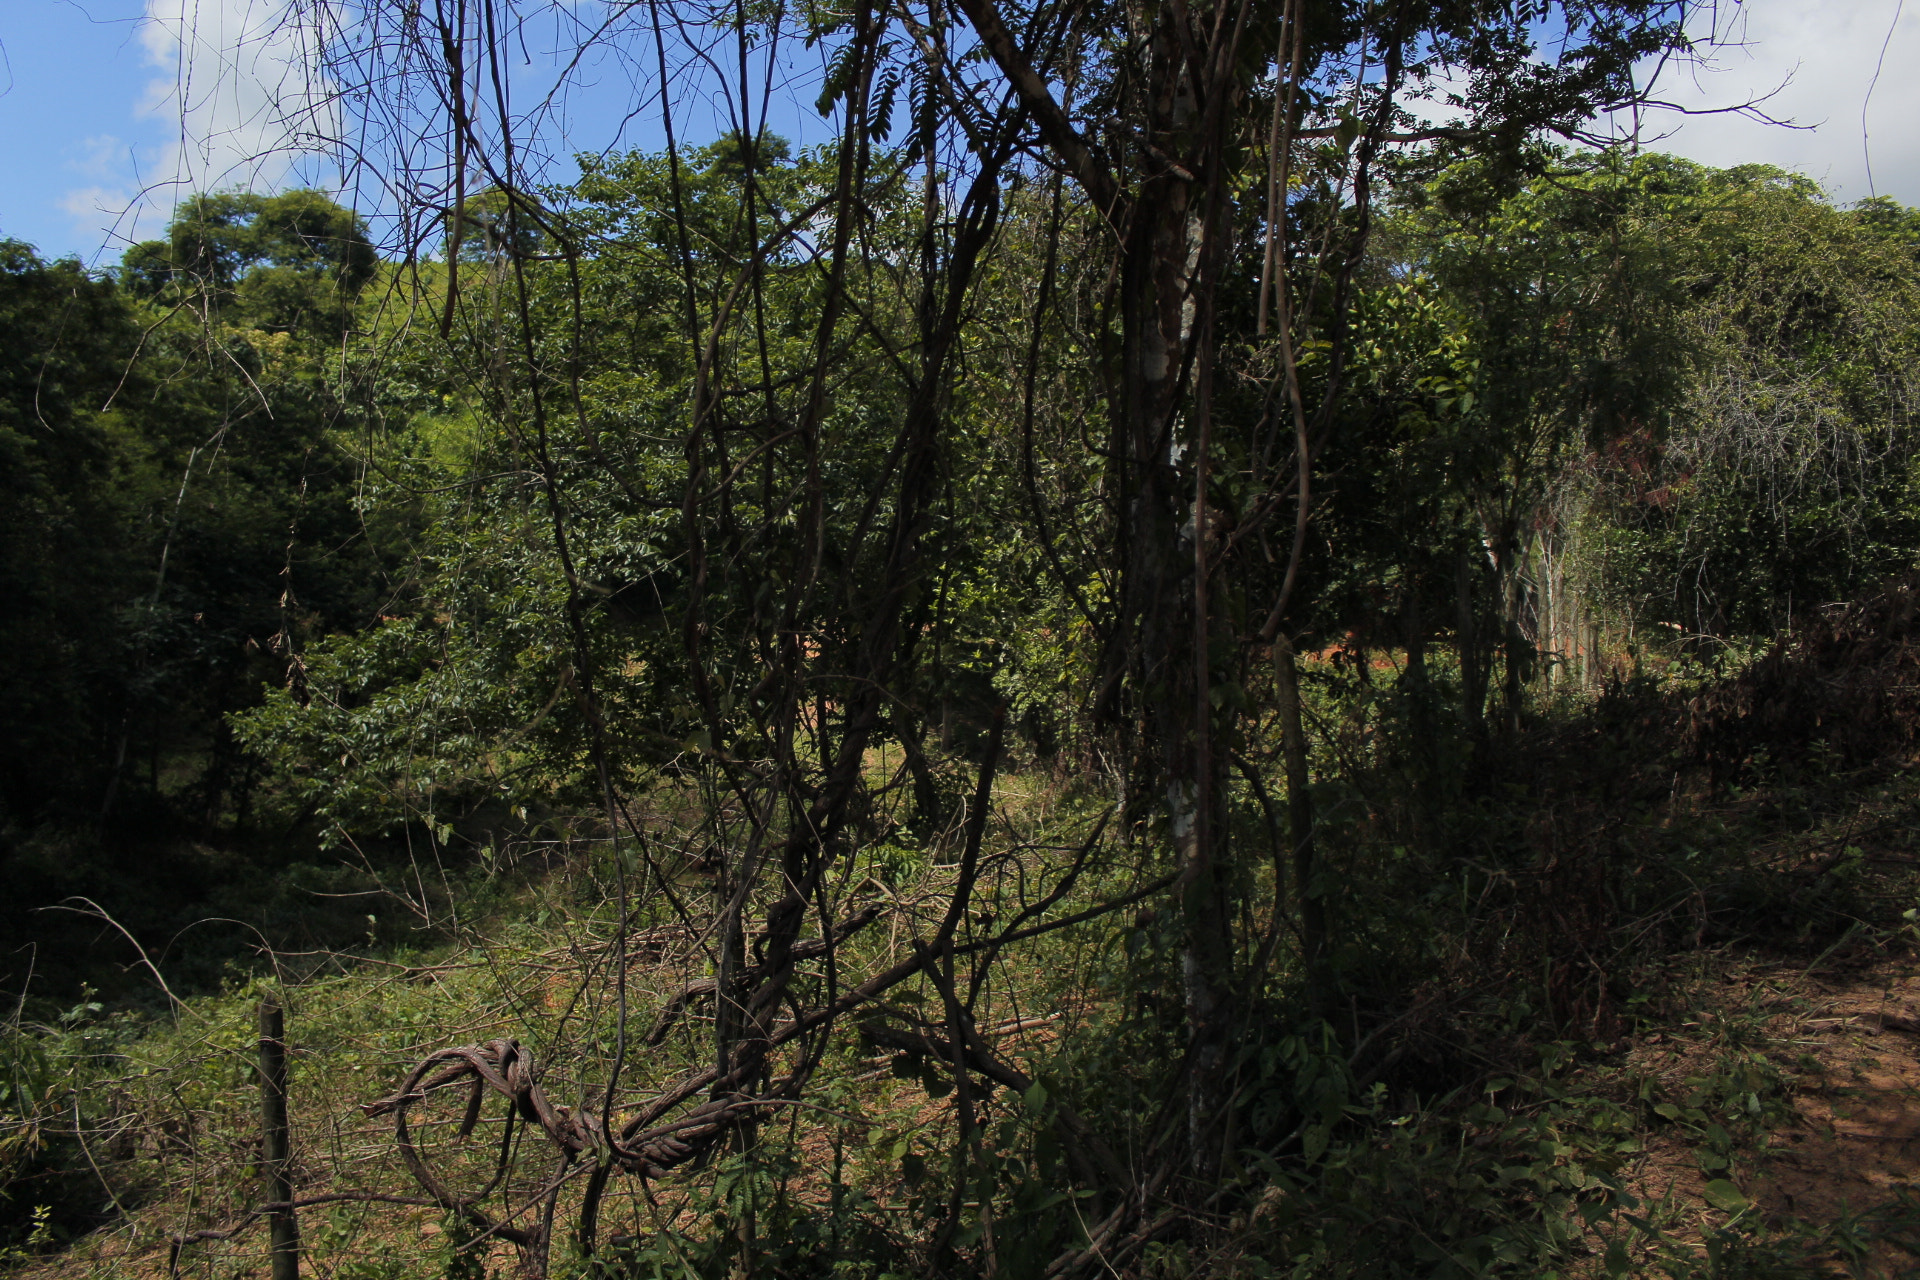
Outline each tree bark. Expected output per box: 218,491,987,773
1274,636,1324,1015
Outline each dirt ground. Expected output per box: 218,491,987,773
1624,953,1920,1278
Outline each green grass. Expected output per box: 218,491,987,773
10,668,1920,1280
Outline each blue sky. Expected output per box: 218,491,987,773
1,1,159,265
0,0,834,266
3,0,1917,267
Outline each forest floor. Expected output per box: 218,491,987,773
1548,753,1920,1278
16,650,1920,1277
1742,962,1920,1272
1622,950,1920,1277
21,803,1920,1280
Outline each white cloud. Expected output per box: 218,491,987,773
140,0,339,186
61,183,147,239
58,151,162,252
1631,0,1920,205
63,0,340,252
58,136,157,252
67,135,127,182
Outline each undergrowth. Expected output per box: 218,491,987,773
9,625,1920,1279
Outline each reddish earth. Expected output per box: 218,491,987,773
1623,956,1920,1277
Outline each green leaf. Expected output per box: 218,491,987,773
1701,1179,1748,1214
1302,1124,1329,1164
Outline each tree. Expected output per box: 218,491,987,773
126,189,377,333
0,242,142,829
1375,148,1696,725
934,0,1698,1180
230,0,1722,1271
1574,164,1920,637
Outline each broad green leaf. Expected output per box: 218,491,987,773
1701,1180,1748,1214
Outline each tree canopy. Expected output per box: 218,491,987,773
10,2,1920,1275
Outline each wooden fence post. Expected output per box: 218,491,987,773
258,992,299,1280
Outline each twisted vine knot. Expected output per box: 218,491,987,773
367,1038,760,1196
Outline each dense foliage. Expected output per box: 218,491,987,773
8,0,1920,1274
0,193,405,991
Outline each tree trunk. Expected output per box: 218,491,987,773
1456,550,1488,736
1118,117,1238,1187
1274,636,1324,1014
1401,590,1440,845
